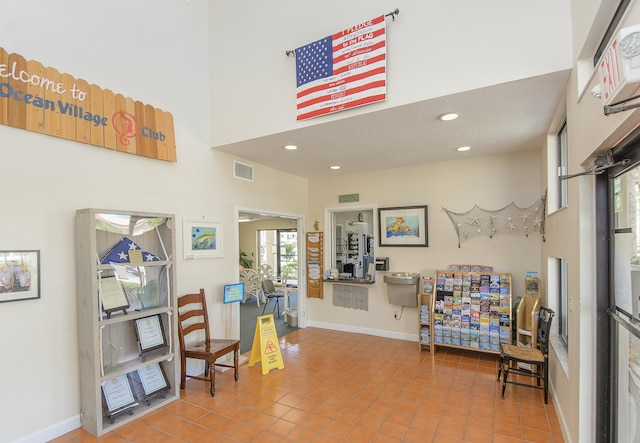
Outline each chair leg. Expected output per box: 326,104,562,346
543,361,549,404
497,356,503,381
180,356,187,390
234,347,239,381
261,299,268,315
501,364,509,399
209,362,216,396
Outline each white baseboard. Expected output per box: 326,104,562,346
307,320,418,342
15,415,81,443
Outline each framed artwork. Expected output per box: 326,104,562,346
378,205,428,247
182,218,223,259
0,250,40,303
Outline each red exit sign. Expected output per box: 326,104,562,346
598,25,640,106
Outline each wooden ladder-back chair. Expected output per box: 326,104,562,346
177,289,240,396
497,306,555,403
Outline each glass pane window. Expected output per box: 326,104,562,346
613,164,640,319
616,322,640,442
559,258,568,346
558,122,568,209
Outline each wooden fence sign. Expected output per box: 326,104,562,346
0,47,176,162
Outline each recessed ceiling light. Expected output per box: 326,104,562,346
330,165,341,170
439,113,459,121
456,146,471,152
284,145,298,150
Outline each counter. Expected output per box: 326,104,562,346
323,278,375,285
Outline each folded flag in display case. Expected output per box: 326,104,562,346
100,237,160,264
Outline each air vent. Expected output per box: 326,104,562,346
233,161,254,182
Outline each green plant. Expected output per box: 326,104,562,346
239,250,254,269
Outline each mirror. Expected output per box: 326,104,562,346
329,209,374,279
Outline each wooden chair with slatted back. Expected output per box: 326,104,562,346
177,289,240,396
497,306,555,403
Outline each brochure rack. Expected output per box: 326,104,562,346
75,209,178,436
418,276,434,353
307,232,323,298
432,270,512,354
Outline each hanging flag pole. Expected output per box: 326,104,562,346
285,8,399,57
385,8,399,20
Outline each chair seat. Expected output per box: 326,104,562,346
184,339,240,362
501,344,545,364
261,278,285,318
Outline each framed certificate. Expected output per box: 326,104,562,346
100,276,130,318
102,374,137,413
134,314,167,353
137,362,169,397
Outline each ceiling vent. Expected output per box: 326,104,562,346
233,161,254,182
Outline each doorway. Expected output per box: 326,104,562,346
237,209,304,354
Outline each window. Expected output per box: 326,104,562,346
593,0,632,66
558,258,569,346
547,120,568,213
326,207,375,279
557,121,568,209
257,229,297,276
548,256,569,348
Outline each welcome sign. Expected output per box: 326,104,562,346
0,47,176,161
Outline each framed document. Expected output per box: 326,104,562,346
100,276,129,317
102,374,137,413
134,314,167,353
137,362,169,397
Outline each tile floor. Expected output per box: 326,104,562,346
52,327,564,442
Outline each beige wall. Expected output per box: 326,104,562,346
0,2,307,441
209,0,571,147
542,2,640,441
307,150,543,339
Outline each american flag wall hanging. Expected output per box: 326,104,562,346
294,15,387,121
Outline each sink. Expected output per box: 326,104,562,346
383,272,420,306
383,272,420,285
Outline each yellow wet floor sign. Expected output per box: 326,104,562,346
248,314,284,374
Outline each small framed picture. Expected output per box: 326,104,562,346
134,314,167,353
182,218,223,259
0,250,40,303
378,205,428,247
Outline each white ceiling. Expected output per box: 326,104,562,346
214,71,571,180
